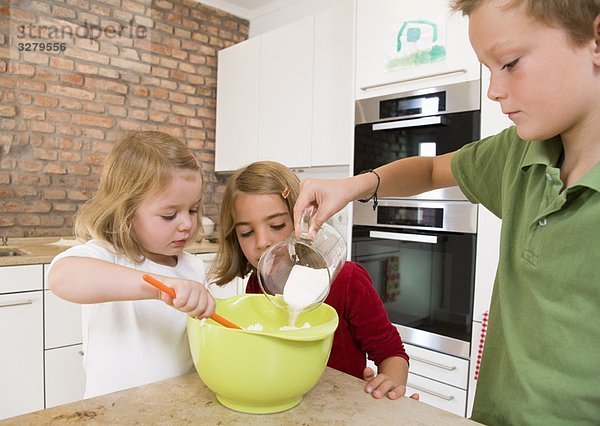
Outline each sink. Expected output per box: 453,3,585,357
0,248,27,257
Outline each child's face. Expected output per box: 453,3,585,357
133,170,203,266
233,193,294,269
469,0,600,142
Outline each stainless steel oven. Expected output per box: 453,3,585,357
354,80,480,201
352,199,477,358
351,81,481,359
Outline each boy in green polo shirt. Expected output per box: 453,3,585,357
293,0,600,424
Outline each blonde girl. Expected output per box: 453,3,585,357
212,161,416,401
48,131,215,398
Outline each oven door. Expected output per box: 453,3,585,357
351,225,476,358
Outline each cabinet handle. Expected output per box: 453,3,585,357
359,69,467,91
411,355,457,371
0,299,33,308
407,383,455,401
78,350,85,356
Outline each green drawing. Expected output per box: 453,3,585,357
387,19,446,70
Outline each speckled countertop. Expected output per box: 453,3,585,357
0,236,219,266
3,368,481,425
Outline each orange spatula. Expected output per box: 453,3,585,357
142,274,242,329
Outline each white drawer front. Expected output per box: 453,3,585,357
407,372,467,417
0,265,43,293
405,343,469,389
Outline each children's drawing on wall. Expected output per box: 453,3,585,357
386,18,447,71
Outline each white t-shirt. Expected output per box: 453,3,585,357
48,240,206,398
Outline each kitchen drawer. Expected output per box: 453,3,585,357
407,372,467,417
405,343,469,389
44,289,82,349
0,264,43,293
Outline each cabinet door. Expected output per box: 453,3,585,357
45,290,82,349
356,0,480,99
0,291,44,420
215,37,261,172
258,16,314,168
45,344,85,408
311,1,354,167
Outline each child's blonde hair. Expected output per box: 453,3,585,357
451,0,599,46
212,161,300,286
74,131,202,262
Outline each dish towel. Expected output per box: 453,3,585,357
384,256,401,302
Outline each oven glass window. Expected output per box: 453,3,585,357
351,225,476,342
353,110,480,175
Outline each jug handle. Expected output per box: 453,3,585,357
299,207,314,241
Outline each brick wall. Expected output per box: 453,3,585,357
0,0,248,237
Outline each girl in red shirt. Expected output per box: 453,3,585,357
211,161,416,400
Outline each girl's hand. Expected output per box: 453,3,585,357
158,276,216,319
363,366,420,401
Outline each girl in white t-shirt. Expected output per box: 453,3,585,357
47,131,215,398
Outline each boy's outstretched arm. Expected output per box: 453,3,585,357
295,152,457,238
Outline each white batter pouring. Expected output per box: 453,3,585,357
283,264,329,327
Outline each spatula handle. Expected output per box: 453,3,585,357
142,274,242,329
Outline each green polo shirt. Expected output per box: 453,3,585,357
452,126,600,425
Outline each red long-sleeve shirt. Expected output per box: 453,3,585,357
245,261,409,379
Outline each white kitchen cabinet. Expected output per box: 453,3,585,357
0,265,44,420
45,344,85,408
406,372,468,417
258,16,314,168
466,66,509,416
311,1,354,167
215,37,261,172
467,317,484,417
197,253,246,299
215,1,354,171
43,264,85,409
356,0,480,99
472,206,500,322
44,289,82,349
404,343,468,417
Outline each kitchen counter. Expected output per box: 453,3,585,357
0,237,219,267
3,368,480,425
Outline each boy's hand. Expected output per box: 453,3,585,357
363,366,420,401
159,277,216,319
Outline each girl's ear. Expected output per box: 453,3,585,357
593,14,600,65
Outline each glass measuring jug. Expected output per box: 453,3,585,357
257,209,347,322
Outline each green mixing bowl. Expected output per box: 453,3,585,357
187,294,338,414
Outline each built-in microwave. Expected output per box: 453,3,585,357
351,81,481,359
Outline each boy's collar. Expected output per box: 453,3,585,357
520,135,563,170
520,136,600,192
